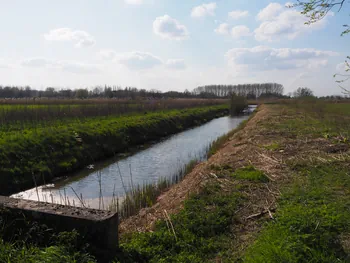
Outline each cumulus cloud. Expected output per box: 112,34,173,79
97,49,186,71
153,15,189,40
225,46,337,71
44,28,96,47
21,58,100,74
215,24,251,39
228,10,249,20
255,3,333,41
231,25,251,39
124,0,143,5
97,49,118,61
165,59,186,70
191,3,217,18
117,51,163,70
214,23,230,35
256,3,283,21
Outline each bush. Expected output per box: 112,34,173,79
230,94,247,115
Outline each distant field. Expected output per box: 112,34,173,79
0,98,228,128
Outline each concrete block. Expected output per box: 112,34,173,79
0,196,118,250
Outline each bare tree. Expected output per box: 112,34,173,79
293,87,315,98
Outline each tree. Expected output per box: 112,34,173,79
230,93,247,115
292,0,349,94
293,87,314,98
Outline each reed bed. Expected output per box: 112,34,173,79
113,159,199,219
0,98,228,127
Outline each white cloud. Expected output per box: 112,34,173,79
60,61,101,74
228,10,249,20
214,23,230,35
225,46,338,71
21,58,56,68
255,3,333,41
191,3,217,18
231,25,251,39
257,3,283,21
97,49,118,61
44,28,96,48
21,58,101,74
117,51,163,70
124,0,143,5
97,50,186,71
215,24,251,39
153,15,189,40
0,58,12,68
166,59,186,70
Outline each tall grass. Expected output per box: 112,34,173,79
0,98,228,127
112,159,199,219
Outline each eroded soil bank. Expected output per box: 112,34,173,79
118,103,350,262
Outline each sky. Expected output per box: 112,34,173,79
0,0,349,96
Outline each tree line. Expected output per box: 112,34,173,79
0,83,285,99
193,83,285,99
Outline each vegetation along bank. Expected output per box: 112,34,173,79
0,104,229,196
117,101,350,262
1,100,349,262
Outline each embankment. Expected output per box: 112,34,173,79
117,103,350,262
0,105,228,195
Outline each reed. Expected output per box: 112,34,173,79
112,159,199,219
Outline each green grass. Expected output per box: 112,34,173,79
268,102,350,140
231,165,269,183
242,101,350,262
262,142,281,151
0,99,228,129
0,241,96,263
243,164,350,263
0,212,97,263
116,183,243,263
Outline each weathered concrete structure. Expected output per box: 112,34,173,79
0,196,118,250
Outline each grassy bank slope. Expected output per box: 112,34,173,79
0,105,228,195
116,102,350,262
243,102,350,262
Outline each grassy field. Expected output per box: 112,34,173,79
0,98,227,128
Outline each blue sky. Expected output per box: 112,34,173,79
0,0,348,95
